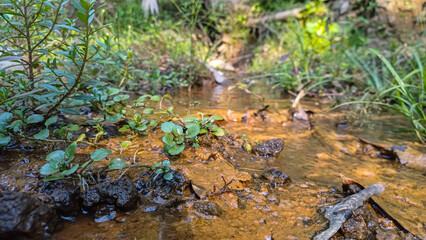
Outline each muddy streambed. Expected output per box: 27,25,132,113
0,82,425,239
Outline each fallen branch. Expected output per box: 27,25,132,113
313,183,386,240
245,7,303,26
203,61,232,85
340,174,413,235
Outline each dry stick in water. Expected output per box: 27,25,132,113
313,183,386,240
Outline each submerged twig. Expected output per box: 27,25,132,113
133,148,143,164
313,183,386,240
208,176,236,198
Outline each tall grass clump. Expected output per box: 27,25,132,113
334,48,425,143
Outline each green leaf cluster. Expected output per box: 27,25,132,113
161,122,185,155
40,141,112,181
151,160,173,180
160,114,225,155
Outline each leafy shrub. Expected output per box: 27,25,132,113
0,0,102,145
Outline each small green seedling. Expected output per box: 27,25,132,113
161,121,185,155
119,113,148,137
40,141,111,181
160,114,226,155
183,114,226,137
241,133,252,151
151,160,173,180
86,118,106,143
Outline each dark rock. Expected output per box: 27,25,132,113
81,178,138,211
252,139,284,157
0,191,58,239
38,180,81,216
336,204,404,240
376,230,398,240
262,169,291,187
102,124,121,138
136,170,190,205
341,216,368,239
237,196,248,209
193,201,222,217
94,204,116,223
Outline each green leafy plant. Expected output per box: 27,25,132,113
161,121,185,155
0,0,103,146
183,114,225,137
241,133,251,151
0,111,62,146
118,94,175,138
161,113,225,155
87,87,129,117
119,113,149,138
53,124,80,141
151,160,173,180
39,142,80,181
39,141,112,181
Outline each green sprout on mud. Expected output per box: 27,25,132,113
241,133,252,151
119,113,149,138
119,94,175,138
151,160,173,180
161,121,185,155
0,112,59,146
119,140,132,151
160,113,225,155
183,114,226,139
39,139,111,181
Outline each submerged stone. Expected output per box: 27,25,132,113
94,204,117,223
252,138,284,157
262,169,291,187
81,178,138,211
193,201,222,218
136,170,190,205
0,191,58,239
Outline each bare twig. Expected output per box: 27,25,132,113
133,148,143,164
313,183,386,240
208,176,236,198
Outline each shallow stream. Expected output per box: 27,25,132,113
1,81,425,239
